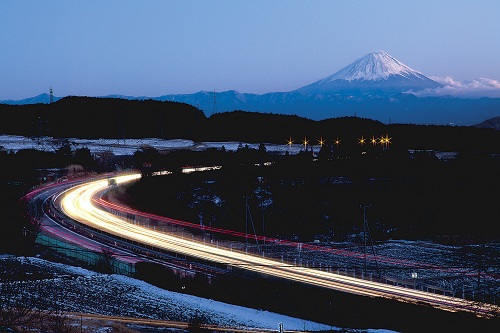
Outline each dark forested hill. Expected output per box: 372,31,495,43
1,97,499,153
0,97,205,139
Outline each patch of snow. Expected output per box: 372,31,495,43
112,274,332,331
0,135,303,156
0,256,348,331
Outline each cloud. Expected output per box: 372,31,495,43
411,76,500,98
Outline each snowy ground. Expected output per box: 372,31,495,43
229,239,500,301
1,135,490,329
0,255,398,332
0,135,304,156
0,135,461,159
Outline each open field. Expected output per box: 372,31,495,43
0,255,394,332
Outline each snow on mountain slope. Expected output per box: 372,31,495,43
298,52,442,94
323,52,425,82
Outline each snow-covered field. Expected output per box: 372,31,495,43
0,135,304,156
0,255,398,332
0,135,462,163
218,238,500,302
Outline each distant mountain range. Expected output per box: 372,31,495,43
0,93,62,105
2,52,500,125
473,116,500,130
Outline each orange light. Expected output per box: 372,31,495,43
379,134,392,148
358,135,365,145
287,137,293,147
318,136,325,147
334,137,341,146
303,137,309,149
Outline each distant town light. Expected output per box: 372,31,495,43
318,136,325,147
379,134,392,148
182,165,222,174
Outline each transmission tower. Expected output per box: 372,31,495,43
117,110,126,144
361,204,370,274
244,196,260,254
159,110,165,139
37,116,42,146
360,204,380,277
212,89,217,116
49,87,53,104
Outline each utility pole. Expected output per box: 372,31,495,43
117,110,125,144
244,195,260,254
261,199,265,245
360,204,371,275
37,116,42,146
244,196,249,254
159,110,165,139
360,204,381,279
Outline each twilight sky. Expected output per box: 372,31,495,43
1,0,500,100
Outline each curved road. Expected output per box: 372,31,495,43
55,173,499,317
21,178,142,265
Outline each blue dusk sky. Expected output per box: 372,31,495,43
1,0,500,100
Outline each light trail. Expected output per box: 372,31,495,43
94,196,487,277
20,177,144,265
58,173,499,317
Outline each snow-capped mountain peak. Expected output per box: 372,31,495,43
298,51,442,94
324,51,420,82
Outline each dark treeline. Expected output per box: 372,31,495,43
0,97,204,139
1,96,499,153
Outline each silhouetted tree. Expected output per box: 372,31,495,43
73,147,97,171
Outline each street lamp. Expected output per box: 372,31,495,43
379,134,392,148
411,271,418,289
318,136,325,147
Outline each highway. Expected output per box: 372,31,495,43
21,178,143,265
56,173,500,317
23,176,225,277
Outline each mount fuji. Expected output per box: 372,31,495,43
297,51,442,95
2,52,499,125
